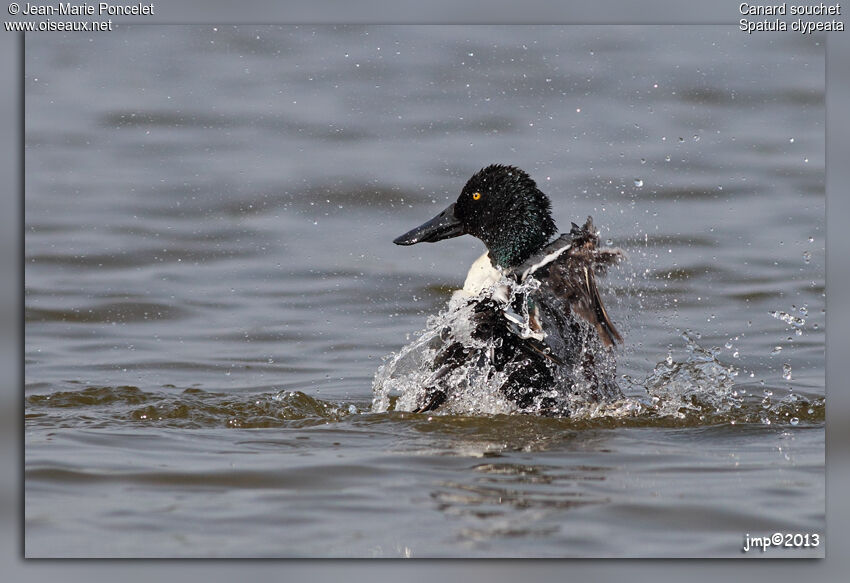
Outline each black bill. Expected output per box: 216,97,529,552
393,203,465,245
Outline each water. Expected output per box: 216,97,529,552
25,26,824,557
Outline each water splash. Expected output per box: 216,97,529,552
371,296,505,414
370,243,822,424
769,309,805,329
372,274,618,416
373,318,823,427
638,330,741,419
565,329,822,426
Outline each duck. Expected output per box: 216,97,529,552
393,164,625,415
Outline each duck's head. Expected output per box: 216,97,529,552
394,164,558,268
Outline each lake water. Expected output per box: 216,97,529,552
24,25,824,557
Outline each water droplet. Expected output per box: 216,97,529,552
782,363,792,380
790,417,799,426
678,137,684,142
769,310,805,328
693,135,700,142
725,341,733,350
789,137,795,143
634,179,644,187
771,345,782,354
802,251,811,263
640,158,646,164
808,236,814,243
665,155,671,162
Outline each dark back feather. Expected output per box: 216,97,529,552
517,216,624,348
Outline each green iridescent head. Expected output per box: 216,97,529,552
394,164,558,269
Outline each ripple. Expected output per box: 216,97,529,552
26,387,357,429
27,385,151,407
27,246,256,269
26,301,190,324
100,110,235,129
676,87,823,106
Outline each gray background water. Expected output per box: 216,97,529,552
25,26,823,557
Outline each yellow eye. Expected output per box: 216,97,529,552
472,192,482,201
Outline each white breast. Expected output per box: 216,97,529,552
450,252,504,302
463,253,502,293
452,252,544,341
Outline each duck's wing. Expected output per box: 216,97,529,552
519,216,624,348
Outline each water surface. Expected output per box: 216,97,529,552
25,26,824,557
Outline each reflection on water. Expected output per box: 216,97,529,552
25,26,824,557
437,462,608,543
